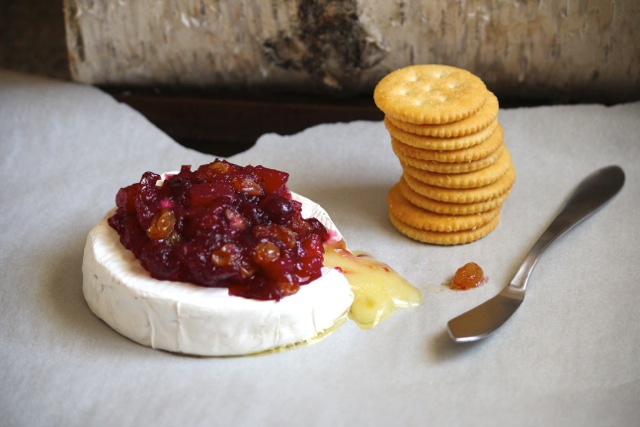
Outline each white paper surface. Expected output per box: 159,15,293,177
1,69,639,427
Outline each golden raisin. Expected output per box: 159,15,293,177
209,161,233,174
254,241,281,266
211,243,240,268
276,275,299,297
225,208,248,230
276,226,296,249
237,262,256,279
231,176,264,196
146,210,176,240
164,230,181,246
451,262,485,291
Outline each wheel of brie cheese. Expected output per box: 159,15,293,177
82,162,354,356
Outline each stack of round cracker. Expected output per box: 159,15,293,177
373,64,515,245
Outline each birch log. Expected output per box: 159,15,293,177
64,0,640,102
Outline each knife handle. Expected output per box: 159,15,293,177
509,165,625,292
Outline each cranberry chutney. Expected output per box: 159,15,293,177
108,159,329,301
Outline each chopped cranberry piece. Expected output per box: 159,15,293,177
108,159,328,301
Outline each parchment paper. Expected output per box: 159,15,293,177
1,70,639,427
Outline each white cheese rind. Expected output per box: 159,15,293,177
82,193,354,356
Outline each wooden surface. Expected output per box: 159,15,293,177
0,0,70,81
106,88,384,156
3,1,639,157
66,0,640,104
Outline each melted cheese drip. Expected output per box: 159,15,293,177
323,240,422,329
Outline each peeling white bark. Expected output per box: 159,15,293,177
64,0,640,101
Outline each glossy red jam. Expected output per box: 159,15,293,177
108,159,329,301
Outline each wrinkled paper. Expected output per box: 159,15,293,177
1,69,639,427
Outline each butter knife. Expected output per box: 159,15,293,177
447,165,625,342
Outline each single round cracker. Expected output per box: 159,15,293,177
386,92,499,138
396,144,505,174
389,211,500,245
374,64,489,125
387,183,500,232
398,176,510,215
385,117,499,151
403,163,516,203
390,124,504,163
402,148,512,189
